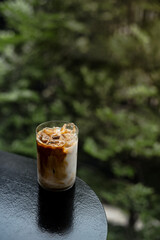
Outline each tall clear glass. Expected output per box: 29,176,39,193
36,121,78,191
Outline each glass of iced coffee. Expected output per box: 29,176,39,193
36,121,78,191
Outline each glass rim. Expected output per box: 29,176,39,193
36,120,79,134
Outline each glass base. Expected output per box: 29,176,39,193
38,179,75,192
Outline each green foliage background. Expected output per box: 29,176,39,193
0,0,160,239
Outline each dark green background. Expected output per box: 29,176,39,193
0,0,160,239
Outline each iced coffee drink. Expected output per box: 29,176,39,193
36,121,78,191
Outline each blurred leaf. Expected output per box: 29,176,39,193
84,137,114,161
112,162,135,178
0,90,39,103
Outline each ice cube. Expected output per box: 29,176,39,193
39,133,50,143
66,123,77,135
48,139,65,147
52,127,61,133
43,127,54,136
61,124,67,134
62,132,77,148
61,133,72,141
57,140,65,147
66,123,76,131
51,134,60,140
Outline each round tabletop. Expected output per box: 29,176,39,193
0,151,108,240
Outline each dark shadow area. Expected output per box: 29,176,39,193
37,184,75,234
108,223,142,240
0,0,6,30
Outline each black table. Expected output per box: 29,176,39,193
0,151,108,240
